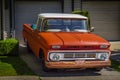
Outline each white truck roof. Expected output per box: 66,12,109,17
38,13,87,19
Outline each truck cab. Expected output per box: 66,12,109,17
36,13,88,32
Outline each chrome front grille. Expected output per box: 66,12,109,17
49,51,110,61
64,53,96,59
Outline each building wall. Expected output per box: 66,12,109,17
15,0,62,43
64,0,72,13
74,0,81,11
83,1,120,40
4,9,10,38
2,0,120,41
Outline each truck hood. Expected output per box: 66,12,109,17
39,32,110,47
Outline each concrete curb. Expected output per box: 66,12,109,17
0,76,41,80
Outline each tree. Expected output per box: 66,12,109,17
72,10,91,30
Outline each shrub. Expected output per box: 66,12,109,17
72,10,91,30
0,38,19,56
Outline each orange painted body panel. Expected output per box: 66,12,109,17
22,24,111,69
40,32,110,46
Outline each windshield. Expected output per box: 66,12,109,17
42,19,88,32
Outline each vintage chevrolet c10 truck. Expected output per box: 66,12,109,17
22,13,111,72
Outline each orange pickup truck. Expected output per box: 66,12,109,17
22,13,111,72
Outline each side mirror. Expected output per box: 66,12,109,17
31,24,37,30
91,27,95,32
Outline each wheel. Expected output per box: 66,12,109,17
27,42,32,52
42,60,51,72
40,51,51,72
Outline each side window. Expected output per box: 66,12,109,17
44,20,48,31
36,18,42,31
31,24,37,30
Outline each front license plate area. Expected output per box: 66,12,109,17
75,60,85,64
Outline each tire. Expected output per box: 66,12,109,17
40,51,51,72
93,68,103,72
27,42,32,52
42,60,51,72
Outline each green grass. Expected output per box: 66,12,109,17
0,56,35,76
110,59,120,72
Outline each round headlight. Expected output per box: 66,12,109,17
50,53,61,61
100,54,108,60
97,53,109,60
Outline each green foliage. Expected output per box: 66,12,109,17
72,10,91,30
0,38,19,56
110,59,120,72
0,56,35,76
